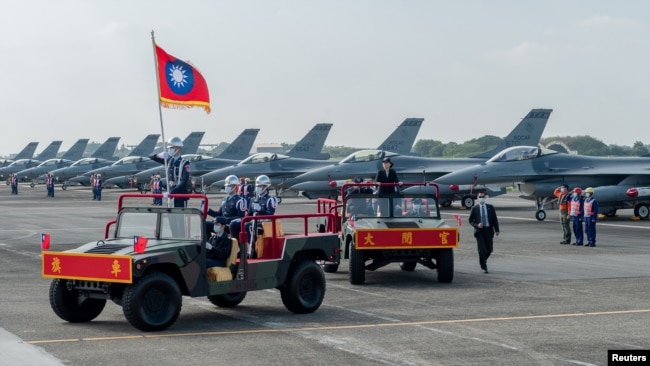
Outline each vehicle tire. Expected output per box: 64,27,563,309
349,240,365,285
322,263,339,273
49,279,106,323
208,292,247,307
122,271,182,332
605,209,617,217
399,261,417,271
435,249,454,283
62,184,67,191
462,195,474,208
634,203,649,219
440,200,452,208
535,209,546,221
280,260,325,314
30,182,35,188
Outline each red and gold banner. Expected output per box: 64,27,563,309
42,252,133,283
354,228,458,249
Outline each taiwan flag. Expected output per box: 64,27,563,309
134,236,148,254
154,44,211,114
41,233,50,250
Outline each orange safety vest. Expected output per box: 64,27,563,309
584,199,594,216
569,199,582,216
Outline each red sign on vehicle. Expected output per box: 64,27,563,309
354,228,458,249
42,252,133,283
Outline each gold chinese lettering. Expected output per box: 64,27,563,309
51,257,61,273
401,231,413,245
439,231,450,245
363,232,375,246
111,259,122,277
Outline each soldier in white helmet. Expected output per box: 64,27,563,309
150,136,191,208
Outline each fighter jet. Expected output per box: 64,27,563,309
127,129,260,191
0,140,63,180
198,123,342,189
46,137,121,188
284,109,552,205
67,134,160,186
104,131,207,189
434,145,650,220
0,142,39,168
14,138,89,185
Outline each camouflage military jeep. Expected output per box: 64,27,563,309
319,183,458,285
42,193,340,331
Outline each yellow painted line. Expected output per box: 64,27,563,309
24,308,650,344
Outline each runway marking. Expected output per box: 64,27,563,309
24,308,650,344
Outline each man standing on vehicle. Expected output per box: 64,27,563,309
150,136,190,208
205,175,247,240
245,175,279,258
468,191,500,273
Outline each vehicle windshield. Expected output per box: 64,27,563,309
116,211,204,241
345,193,438,219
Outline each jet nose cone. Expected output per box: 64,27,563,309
69,176,89,184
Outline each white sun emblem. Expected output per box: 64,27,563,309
168,64,188,88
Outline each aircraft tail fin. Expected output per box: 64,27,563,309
471,108,553,159
12,142,39,160
60,139,89,160
35,141,63,160
128,134,160,157
90,137,120,159
180,132,205,155
376,118,424,155
286,123,333,160
217,129,260,160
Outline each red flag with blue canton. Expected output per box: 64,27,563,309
41,233,50,250
154,44,211,114
134,236,148,254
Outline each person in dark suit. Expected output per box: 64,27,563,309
468,191,500,273
375,157,402,216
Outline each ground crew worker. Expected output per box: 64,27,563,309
554,183,571,244
10,173,18,195
569,187,584,246
152,175,163,205
94,174,102,201
149,136,190,208
583,187,598,247
46,173,55,197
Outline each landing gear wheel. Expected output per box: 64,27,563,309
349,240,365,285
440,200,452,208
605,209,617,217
122,271,182,331
634,203,649,219
462,195,475,208
399,261,417,271
535,209,547,221
62,183,67,191
280,260,325,314
30,182,35,188
49,279,107,323
435,249,454,283
208,292,247,307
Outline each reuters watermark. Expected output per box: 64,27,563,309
608,350,649,365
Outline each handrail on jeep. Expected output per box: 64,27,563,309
237,212,338,245
340,182,440,201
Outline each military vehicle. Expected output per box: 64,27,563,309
42,193,340,331
318,183,459,285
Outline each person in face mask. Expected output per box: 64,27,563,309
468,191,500,273
245,175,279,257
149,136,191,208
206,217,233,268
553,184,572,244
582,187,598,247
205,175,247,240
568,187,585,246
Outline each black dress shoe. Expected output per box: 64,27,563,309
560,241,569,244
483,268,489,274
576,243,583,246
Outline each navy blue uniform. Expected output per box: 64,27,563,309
150,154,191,207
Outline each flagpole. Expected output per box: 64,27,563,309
151,30,171,206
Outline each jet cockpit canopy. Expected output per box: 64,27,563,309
486,146,556,163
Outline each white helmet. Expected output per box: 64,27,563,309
255,175,271,187
224,174,239,186
167,136,183,148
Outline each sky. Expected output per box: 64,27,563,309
1,0,649,157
